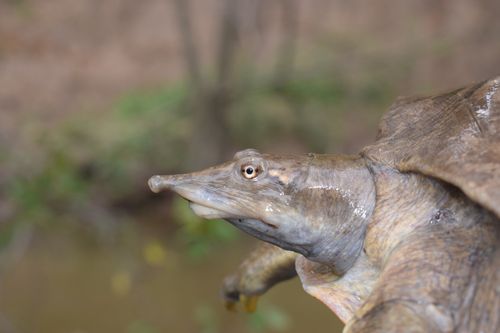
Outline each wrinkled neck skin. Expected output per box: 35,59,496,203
300,162,447,316
297,161,498,323
288,155,376,275
363,163,455,266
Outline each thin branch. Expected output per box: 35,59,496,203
215,0,240,88
172,0,203,91
273,0,299,88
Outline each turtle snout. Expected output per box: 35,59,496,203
148,175,163,193
148,175,177,193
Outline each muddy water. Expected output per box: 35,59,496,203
0,225,343,333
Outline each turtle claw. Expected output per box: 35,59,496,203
240,295,259,313
224,295,259,313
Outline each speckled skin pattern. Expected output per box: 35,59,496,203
149,77,500,332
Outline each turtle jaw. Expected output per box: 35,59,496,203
189,202,233,219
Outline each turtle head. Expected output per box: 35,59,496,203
149,149,376,273
148,149,311,249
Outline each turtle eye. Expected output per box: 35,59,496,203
241,164,260,179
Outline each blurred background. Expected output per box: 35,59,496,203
0,0,499,332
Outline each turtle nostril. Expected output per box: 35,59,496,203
148,175,164,193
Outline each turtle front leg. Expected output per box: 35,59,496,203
222,242,297,312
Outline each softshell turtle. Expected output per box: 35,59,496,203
149,77,500,332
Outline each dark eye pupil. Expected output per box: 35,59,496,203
246,167,254,175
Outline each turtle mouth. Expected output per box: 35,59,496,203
188,202,279,230
188,202,233,219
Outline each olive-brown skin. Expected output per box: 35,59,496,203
149,77,500,332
